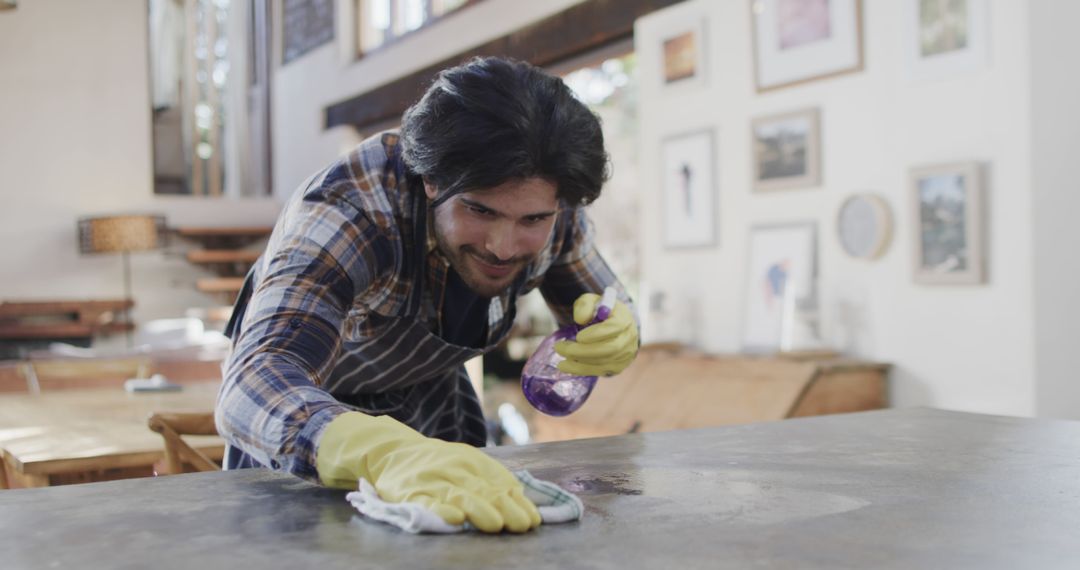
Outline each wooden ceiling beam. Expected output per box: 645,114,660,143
324,0,683,133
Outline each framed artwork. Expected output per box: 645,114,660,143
905,0,989,80
661,129,717,248
751,108,822,192
910,162,985,284
741,222,818,352
281,0,335,66
751,0,864,92
650,6,708,92
663,31,700,84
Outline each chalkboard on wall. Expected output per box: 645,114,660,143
282,0,334,65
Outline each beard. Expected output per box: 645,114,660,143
433,229,531,299
458,245,532,296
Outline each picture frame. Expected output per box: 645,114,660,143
741,222,818,353
663,30,702,85
905,0,989,81
751,108,822,192
661,129,717,249
281,0,335,66
910,162,985,284
751,0,864,92
649,4,709,93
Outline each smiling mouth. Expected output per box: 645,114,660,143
469,252,517,278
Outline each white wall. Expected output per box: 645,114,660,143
0,0,280,329
635,0,1042,416
1030,0,1080,419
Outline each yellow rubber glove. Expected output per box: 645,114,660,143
553,292,639,377
316,412,541,533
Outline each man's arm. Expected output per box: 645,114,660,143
538,207,641,377
217,184,542,533
538,207,638,326
215,185,385,480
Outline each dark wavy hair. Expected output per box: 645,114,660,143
400,57,609,208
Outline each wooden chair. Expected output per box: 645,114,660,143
147,412,221,475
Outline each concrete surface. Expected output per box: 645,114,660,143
2,408,1079,569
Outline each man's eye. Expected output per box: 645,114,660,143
467,205,492,216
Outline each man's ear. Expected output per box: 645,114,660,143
422,178,438,200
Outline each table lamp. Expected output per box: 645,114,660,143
77,214,166,344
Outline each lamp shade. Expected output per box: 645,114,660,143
78,214,166,254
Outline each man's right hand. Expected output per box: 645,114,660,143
316,412,541,533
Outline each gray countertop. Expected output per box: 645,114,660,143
3,408,1079,569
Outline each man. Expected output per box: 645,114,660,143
216,57,639,534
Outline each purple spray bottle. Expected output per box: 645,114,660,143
521,286,618,417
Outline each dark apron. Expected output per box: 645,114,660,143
223,193,519,469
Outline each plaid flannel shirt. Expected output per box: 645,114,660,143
216,132,632,480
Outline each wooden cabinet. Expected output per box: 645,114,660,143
527,345,889,443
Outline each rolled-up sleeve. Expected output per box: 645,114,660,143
215,185,388,480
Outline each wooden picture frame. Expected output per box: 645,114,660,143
751,108,822,192
905,0,990,81
662,30,700,84
751,0,864,92
647,2,709,93
910,162,986,284
661,129,717,249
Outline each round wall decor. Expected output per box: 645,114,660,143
837,193,893,260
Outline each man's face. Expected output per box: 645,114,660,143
425,177,560,298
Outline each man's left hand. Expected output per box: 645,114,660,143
554,293,638,377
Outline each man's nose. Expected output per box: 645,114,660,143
485,222,519,261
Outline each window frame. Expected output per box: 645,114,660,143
355,0,482,60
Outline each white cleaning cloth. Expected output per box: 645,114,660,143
345,470,584,534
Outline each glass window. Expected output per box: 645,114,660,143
358,0,391,53
402,0,426,32
356,0,477,56
431,0,466,17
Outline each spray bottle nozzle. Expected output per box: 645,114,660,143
590,286,618,325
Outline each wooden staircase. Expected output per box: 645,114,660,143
174,226,272,301
185,250,262,264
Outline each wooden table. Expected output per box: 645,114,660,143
2,408,1079,569
0,382,223,488
0,299,135,340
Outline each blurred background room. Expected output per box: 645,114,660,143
1,0,1078,485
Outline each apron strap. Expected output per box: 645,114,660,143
223,268,257,339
